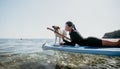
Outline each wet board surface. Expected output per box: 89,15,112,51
42,43,120,56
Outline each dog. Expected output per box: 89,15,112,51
52,26,67,45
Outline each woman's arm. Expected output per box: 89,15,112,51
62,31,82,46
63,39,75,46
60,31,75,46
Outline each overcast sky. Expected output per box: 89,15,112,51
0,0,120,39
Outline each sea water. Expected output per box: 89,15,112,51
0,39,120,69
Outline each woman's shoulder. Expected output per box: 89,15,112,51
72,29,79,33
70,30,79,35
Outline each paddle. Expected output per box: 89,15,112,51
47,27,71,41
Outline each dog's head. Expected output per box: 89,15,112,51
52,26,60,31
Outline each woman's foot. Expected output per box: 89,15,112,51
117,40,120,46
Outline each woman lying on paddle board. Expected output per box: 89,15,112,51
61,21,120,47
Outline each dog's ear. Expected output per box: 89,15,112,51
52,26,55,28
52,26,60,29
58,26,60,29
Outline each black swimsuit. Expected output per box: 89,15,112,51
63,29,102,46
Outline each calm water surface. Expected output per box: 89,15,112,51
0,39,120,69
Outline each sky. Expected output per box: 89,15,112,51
0,0,120,39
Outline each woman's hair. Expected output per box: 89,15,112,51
66,21,77,30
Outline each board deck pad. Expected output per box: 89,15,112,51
42,43,120,56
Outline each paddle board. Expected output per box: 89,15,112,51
42,43,120,56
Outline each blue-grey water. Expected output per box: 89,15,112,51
0,39,120,69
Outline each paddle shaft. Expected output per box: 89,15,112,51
47,27,71,41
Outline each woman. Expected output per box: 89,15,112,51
61,21,120,46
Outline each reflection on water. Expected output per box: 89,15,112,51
0,39,120,69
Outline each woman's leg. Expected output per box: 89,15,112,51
102,40,120,46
